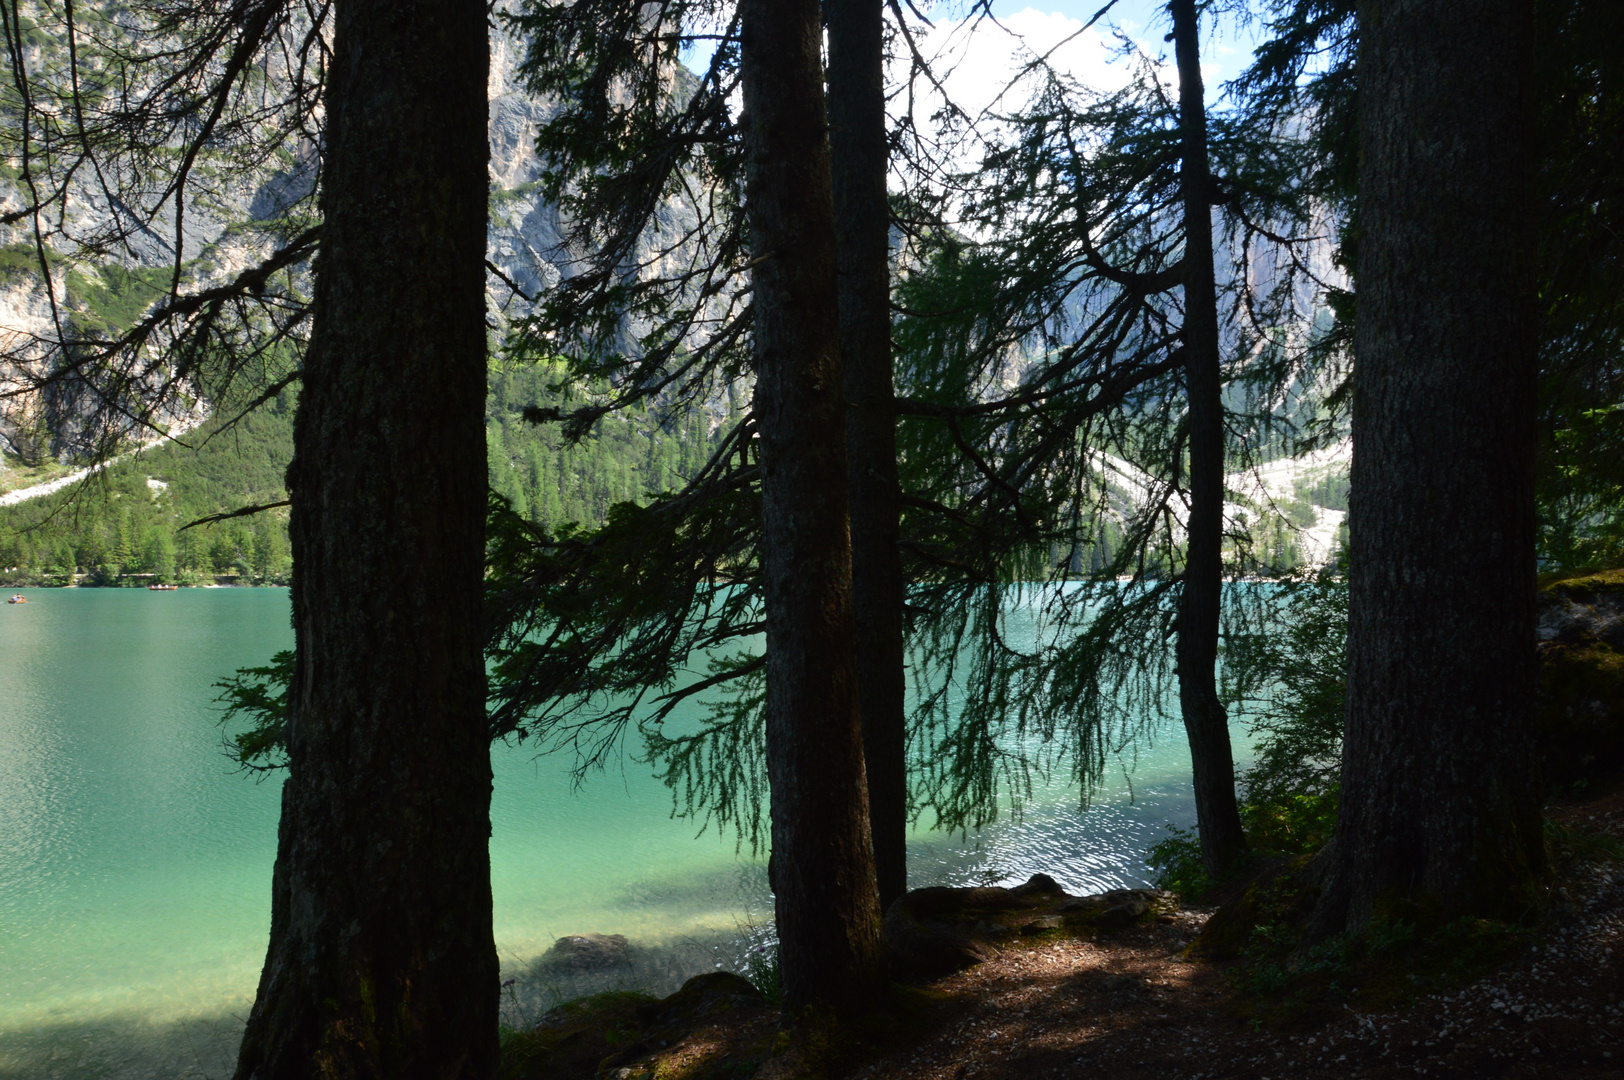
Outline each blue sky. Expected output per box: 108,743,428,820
949,0,1266,96
680,2,1268,101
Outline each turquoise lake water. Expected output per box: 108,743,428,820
0,588,1223,1078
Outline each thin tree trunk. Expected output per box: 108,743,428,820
1170,0,1247,879
234,1,496,1076
827,0,909,916
1314,0,1544,935
739,0,886,1019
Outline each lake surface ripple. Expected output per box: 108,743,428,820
0,589,1213,1078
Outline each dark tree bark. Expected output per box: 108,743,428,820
826,0,909,916
1314,0,1544,934
1170,0,1248,879
740,0,886,1020
234,1,496,1076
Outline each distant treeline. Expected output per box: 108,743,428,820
485,365,736,532
0,364,727,586
0,354,1339,586
0,395,296,586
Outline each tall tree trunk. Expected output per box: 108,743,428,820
1170,0,1248,879
234,2,496,1076
1314,0,1544,934
739,0,886,1019
827,0,909,916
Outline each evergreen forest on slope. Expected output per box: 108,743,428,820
0,364,730,585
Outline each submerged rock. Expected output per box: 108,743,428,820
541,933,631,971
884,873,1176,978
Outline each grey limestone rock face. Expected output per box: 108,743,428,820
247,142,319,223
1,7,722,470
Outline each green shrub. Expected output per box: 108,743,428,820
1146,825,1214,901
739,939,781,1005
1150,571,1347,900
1232,570,1347,807
1147,791,1338,902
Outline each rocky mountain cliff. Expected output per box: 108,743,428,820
0,9,629,474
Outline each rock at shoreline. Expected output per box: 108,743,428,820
540,932,631,971
883,873,1175,979
498,971,769,1080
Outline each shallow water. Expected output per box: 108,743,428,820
0,588,1227,1078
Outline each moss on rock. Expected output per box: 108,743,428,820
499,991,657,1080
498,973,771,1080
1538,569,1624,791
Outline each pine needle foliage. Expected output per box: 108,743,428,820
473,5,1345,848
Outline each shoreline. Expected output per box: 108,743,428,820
0,577,289,590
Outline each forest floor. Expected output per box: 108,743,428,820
508,789,1624,1080
839,790,1624,1080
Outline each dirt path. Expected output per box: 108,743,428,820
847,796,1624,1080
504,793,1624,1080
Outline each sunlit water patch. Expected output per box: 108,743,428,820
0,588,1237,1078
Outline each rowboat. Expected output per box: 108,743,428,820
7,595,26,604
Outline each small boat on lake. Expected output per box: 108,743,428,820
8,595,27,604
148,584,178,591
